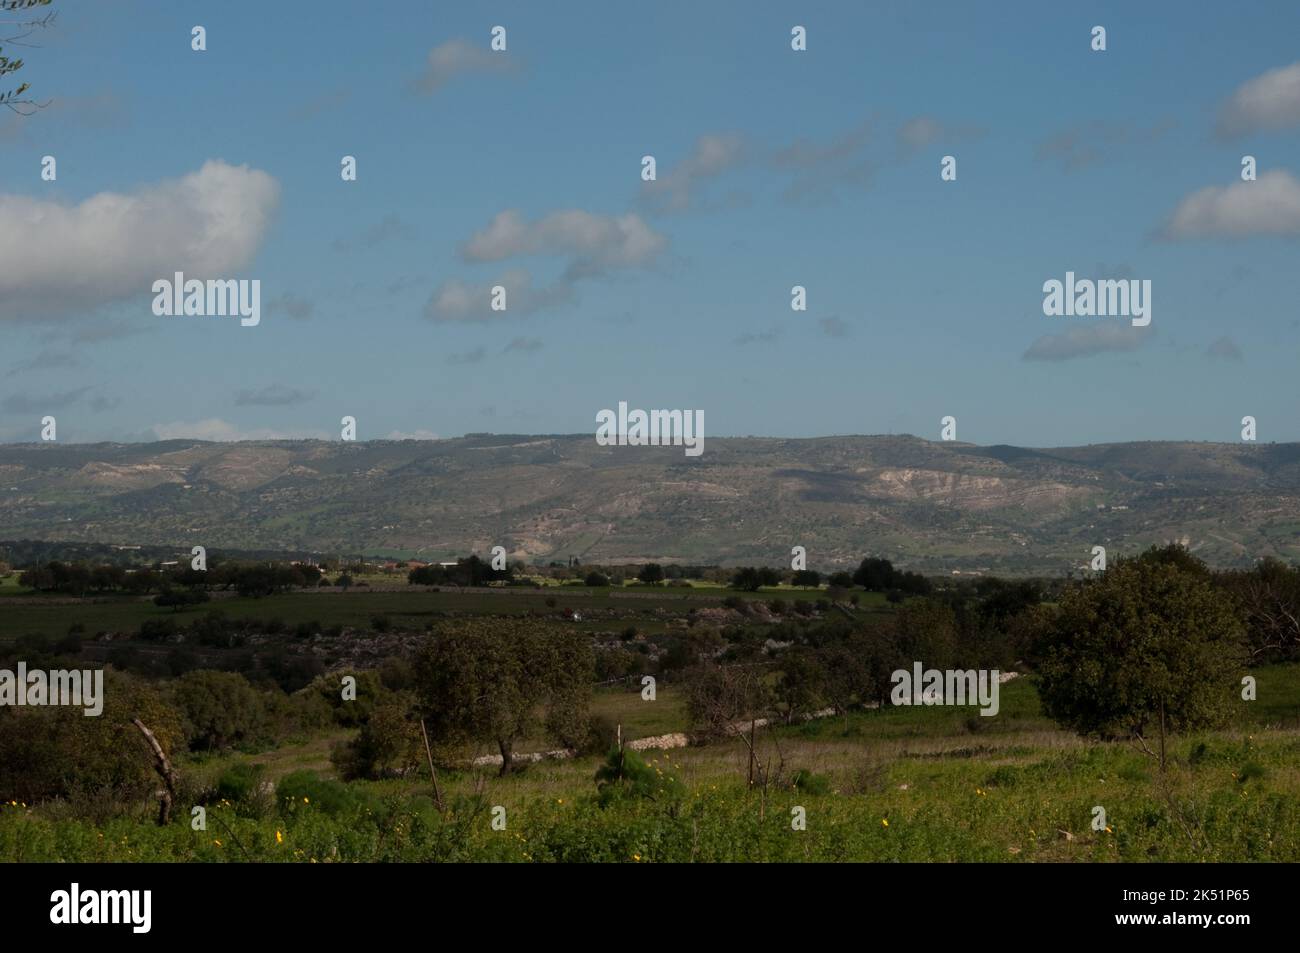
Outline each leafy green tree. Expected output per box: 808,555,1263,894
775,649,826,723
792,569,821,587
637,563,665,585
892,598,959,670
1035,547,1245,768
331,700,421,780
414,620,593,775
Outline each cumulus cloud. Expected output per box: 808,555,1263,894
1217,62,1300,137
1159,169,1300,239
1022,324,1153,362
461,208,666,279
1206,336,1244,361
0,160,279,321
641,134,746,212
234,384,316,407
411,39,517,94
430,208,666,322
424,269,573,323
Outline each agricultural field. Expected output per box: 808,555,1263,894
3,670,1297,863
1,551,1297,864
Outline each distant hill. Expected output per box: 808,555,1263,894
1,435,1297,573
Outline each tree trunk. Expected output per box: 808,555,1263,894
132,718,177,826
498,738,513,777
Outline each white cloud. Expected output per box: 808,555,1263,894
1160,169,1300,239
641,134,746,212
1022,324,1153,362
424,269,573,323
1217,61,1300,137
461,208,666,278
0,160,279,321
412,39,516,94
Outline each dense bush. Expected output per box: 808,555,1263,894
170,670,269,752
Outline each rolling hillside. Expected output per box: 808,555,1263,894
1,435,1298,572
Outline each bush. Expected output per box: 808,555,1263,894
594,747,684,807
330,701,421,781
171,670,269,752
0,671,183,808
215,763,264,803
276,770,364,817
791,769,832,795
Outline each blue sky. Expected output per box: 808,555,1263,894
2,0,1298,446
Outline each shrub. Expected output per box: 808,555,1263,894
171,670,269,752
594,747,685,807
791,769,832,795
276,770,363,817
215,763,264,803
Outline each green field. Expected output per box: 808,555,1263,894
0,583,888,641
4,670,1297,862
